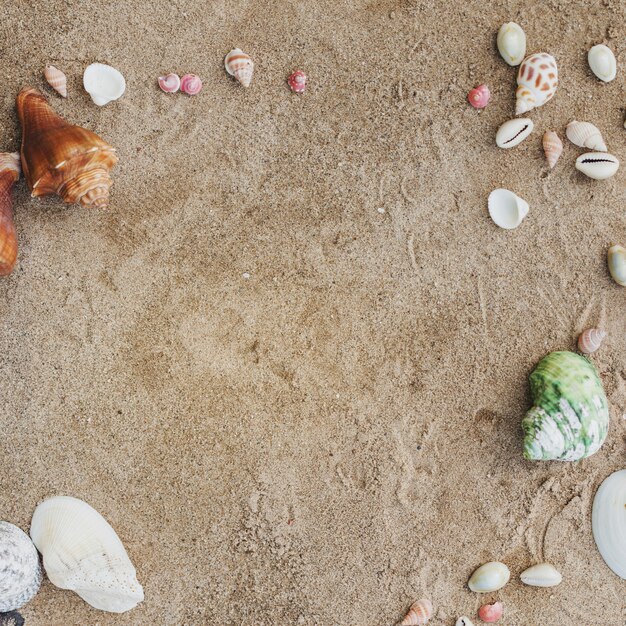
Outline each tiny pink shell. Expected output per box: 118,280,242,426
478,601,503,623
180,74,202,95
288,70,307,94
578,328,607,354
158,73,181,93
401,599,433,625
468,84,490,109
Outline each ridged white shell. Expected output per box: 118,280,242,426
592,469,626,579
495,118,533,148
497,22,526,66
30,496,143,613
575,152,619,180
520,563,562,587
456,618,475,626
488,188,529,230
588,44,617,82
608,245,626,287
0,522,42,612
468,561,510,592
566,121,607,152
83,63,126,106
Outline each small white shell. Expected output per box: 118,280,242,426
456,618,475,626
566,121,607,152
488,189,529,230
588,44,617,82
497,22,526,66
468,561,510,592
608,245,626,287
592,469,626,579
495,118,533,148
520,563,562,587
575,152,619,180
83,63,126,106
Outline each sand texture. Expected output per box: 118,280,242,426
0,0,625,624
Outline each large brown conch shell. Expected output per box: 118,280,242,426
0,152,21,275
17,88,118,208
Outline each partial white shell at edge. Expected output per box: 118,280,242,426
497,22,526,66
592,469,626,579
575,152,619,180
496,118,533,148
468,561,510,592
608,245,626,287
588,44,617,82
488,188,529,230
456,618,475,626
83,63,126,106
520,563,562,587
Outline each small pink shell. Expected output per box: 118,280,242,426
180,74,202,95
543,130,563,169
159,73,181,93
44,65,67,98
401,599,433,625
288,70,307,94
467,84,490,109
578,328,607,354
478,601,503,623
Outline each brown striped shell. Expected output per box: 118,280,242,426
0,153,21,276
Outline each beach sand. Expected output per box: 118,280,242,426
0,1,624,624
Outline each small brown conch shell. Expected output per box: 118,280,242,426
578,328,607,354
0,152,21,276
401,599,433,625
17,88,118,208
542,131,563,169
44,66,67,98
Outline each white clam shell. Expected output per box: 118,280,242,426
608,245,626,287
496,118,533,148
520,563,562,587
468,561,510,592
588,44,616,82
566,121,607,152
456,618,475,626
488,188,529,230
575,152,619,180
83,63,126,106
0,522,42,612
30,496,143,613
592,469,626,579
497,22,526,66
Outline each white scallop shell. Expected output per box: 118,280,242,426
456,618,475,626
520,563,562,587
608,245,626,287
83,63,126,106
566,121,607,152
495,118,534,148
497,22,526,66
468,561,510,592
592,469,626,579
488,189,529,230
588,44,616,82
30,496,143,613
0,522,42,612
575,152,619,180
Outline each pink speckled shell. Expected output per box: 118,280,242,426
288,70,307,94
467,84,490,108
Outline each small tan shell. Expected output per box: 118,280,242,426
578,329,607,354
401,599,433,625
44,65,67,97
566,121,607,152
225,49,254,87
542,131,562,168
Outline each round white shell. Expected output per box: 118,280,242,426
575,152,619,180
608,245,626,287
83,63,126,106
496,118,534,149
488,189,529,230
468,561,510,592
520,563,562,587
592,469,626,579
566,121,607,152
0,522,42,612
30,496,143,613
588,44,616,82
497,22,526,66
456,618,475,626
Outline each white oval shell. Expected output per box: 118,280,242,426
30,496,143,613
83,63,126,106
520,563,562,587
488,188,529,230
468,561,510,592
497,22,526,66
588,44,616,82
575,152,619,180
0,522,42,612
456,618,475,626
496,118,533,148
592,469,626,578
566,121,607,152
608,245,626,286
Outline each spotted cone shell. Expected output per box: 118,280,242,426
401,599,433,625
515,53,558,115
44,66,67,98
542,131,563,169
0,153,20,276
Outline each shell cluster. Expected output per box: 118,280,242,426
400,598,433,625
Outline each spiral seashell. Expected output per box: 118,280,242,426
578,328,607,354
515,53,558,115
43,65,67,98
17,88,118,208
288,70,307,94
542,131,562,169
478,601,503,623
158,73,180,93
607,245,626,286
0,153,20,276
225,49,254,87
401,599,433,625
467,84,490,109
180,74,202,95
566,121,607,152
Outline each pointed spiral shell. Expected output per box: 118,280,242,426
180,74,202,95
542,131,562,169
566,121,607,152
401,599,433,625
158,73,180,93
225,49,254,87
0,153,21,276
578,329,607,354
44,66,67,98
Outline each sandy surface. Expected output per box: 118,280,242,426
0,1,625,624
